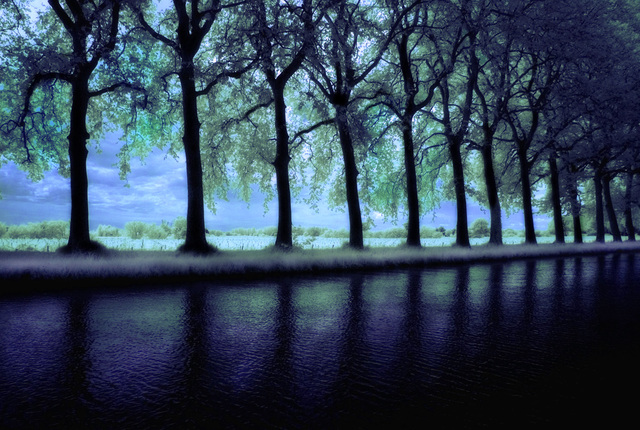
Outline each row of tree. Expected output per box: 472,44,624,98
1,0,639,253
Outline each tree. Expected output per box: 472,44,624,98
305,0,397,249
0,3,69,187
465,1,513,246
244,0,326,250
426,0,480,247
372,0,446,247
2,0,148,253
136,0,252,253
469,218,489,238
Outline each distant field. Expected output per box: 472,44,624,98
0,234,612,252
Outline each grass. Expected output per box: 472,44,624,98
2,239,640,295
0,233,618,252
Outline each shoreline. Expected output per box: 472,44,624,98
2,241,640,294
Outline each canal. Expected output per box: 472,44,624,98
1,254,639,428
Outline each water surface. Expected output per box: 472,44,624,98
2,254,639,428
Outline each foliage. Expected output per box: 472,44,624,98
1,0,640,249
95,225,122,237
469,219,490,239
172,216,187,240
145,223,170,240
124,221,147,240
1,221,69,239
503,229,523,238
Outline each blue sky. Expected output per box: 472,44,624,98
0,133,551,232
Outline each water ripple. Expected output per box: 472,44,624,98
2,255,640,428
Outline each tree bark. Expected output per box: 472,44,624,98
449,138,470,247
179,63,214,254
335,105,364,249
573,214,583,244
624,172,636,241
481,142,502,245
549,155,565,243
402,115,421,247
272,83,293,249
594,171,606,243
52,2,122,254
517,143,537,244
397,33,422,248
567,165,583,244
602,174,622,242
61,76,103,253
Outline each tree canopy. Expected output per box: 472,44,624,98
2,0,640,251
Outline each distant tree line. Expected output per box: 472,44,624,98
0,221,70,239
1,0,639,253
0,218,567,242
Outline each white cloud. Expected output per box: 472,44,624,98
1,141,550,232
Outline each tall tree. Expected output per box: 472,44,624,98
373,0,446,247
466,2,514,246
2,0,147,253
305,0,397,249
136,0,251,253
245,0,325,250
426,0,480,247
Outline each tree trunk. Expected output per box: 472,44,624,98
448,138,470,247
624,172,636,241
517,143,537,244
402,115,421,247
335,105,364,249
60,77,103,254
272,83,293,249
573,215,583,244
179,63,214,254
549,155,565,243
567,166,583,244
398,35,421,247
481,142,502,245
602,175,622,242
594,172,606,243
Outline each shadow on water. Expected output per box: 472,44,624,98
332,274,368,427
60,295,92,426
175,286,211,427
247,280,297,428
2,254,640,428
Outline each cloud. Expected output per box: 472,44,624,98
1,138,550,232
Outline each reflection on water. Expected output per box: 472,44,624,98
2,255,640,428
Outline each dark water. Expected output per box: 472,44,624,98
2,254,640,429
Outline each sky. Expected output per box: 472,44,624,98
1,1,552,234
0,133,551,232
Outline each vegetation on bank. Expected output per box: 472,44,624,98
0,217,634,253
2,241,640,292
0,216,627,242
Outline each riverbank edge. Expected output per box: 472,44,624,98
1,241,640,294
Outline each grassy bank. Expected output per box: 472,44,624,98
2,240,640,294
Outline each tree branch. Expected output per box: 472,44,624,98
195,61,257,97
291,118,335,149
47,0,75,33
136,7,179,51
88,82,147,107
221,97,274,131
11,72,71,162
